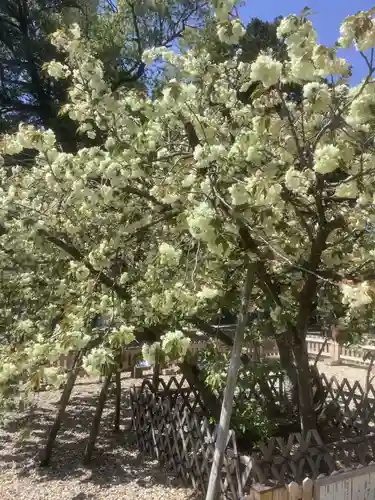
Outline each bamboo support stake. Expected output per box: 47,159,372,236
205,262,256,500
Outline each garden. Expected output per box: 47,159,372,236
1,0,375,498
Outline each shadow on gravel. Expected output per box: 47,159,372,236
0,378,188,494
71,494,97,500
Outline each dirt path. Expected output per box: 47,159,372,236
0,374,194,500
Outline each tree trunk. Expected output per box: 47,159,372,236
276,334,298,408
276,335,296,382
292,338,316,432
152,361,160,390
40,352,82,466
206,263,255,500
114,370,121,433
83,370,113,464
192,318,278,415
179,360,222,421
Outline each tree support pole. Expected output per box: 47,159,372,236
40,351,82,466
205,262,256,500
114,369,121,433
83,369,113,464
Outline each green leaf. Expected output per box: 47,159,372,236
251,84,265,100
299,6,317,18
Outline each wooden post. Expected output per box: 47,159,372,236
152,361,160,390
245,484,283,500
302,478,314,500
205,263,255,500
133,365,143,378
332,342,342,365
40,351,82,466
288,482,301,500
113,351,122,433
114,369,121,433
83,369,113,464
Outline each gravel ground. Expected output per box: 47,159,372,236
317,361,368,386
0,373,196,500
0,362,367,499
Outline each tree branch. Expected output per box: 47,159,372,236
38,230,130,301
184,121,200,150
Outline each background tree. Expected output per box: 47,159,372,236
0,0,209,152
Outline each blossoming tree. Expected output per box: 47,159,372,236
1,0,375,462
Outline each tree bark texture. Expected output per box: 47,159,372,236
292,337,316,432
179,360,222,421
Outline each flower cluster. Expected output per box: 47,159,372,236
161,330,191,361
82,347,113,376
217,20,246,45
341,282,373,309
109,325,135,348
158,243,182,266
250,53,283,88
339,10,375,50
142,342,162,365
314,145,341,174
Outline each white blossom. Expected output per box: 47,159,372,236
303,82,330,111
228,183,248,205
285,167,312,194
250,54,283,87
341,282,373,309
47,61,70,79
70,23,81,39
197,286,219,300
335,181,358,199
276,15,299,38
161,330,191,361
217,20,245,45
314,144,341,174
159,242,182,266
142,342,162,365
83,347,113,375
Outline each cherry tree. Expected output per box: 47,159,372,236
0,2,375,454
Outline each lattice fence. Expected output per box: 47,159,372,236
130,374,375,497
249,429,375,485
130,376,251,498
321,374,375,420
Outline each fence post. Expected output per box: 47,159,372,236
331,341,342,365
302,478,314,500
288,482,300,500
245,484,281,499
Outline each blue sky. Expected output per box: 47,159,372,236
238,0,375,84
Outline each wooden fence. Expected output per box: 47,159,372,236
130,375,375,499
130,377,249,499
247,464,375,499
